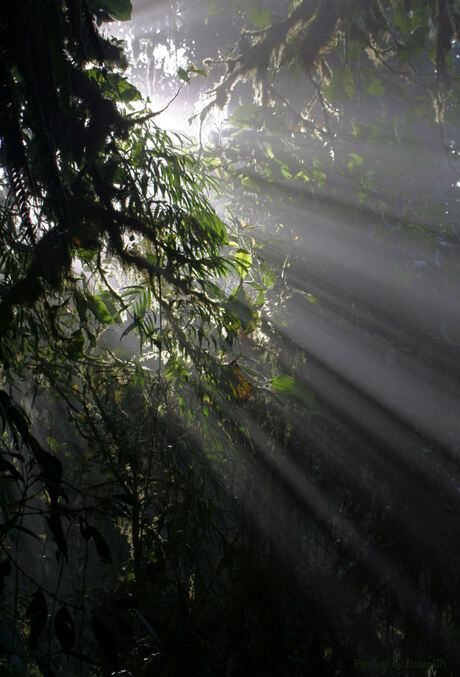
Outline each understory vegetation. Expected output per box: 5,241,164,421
0,1,459,675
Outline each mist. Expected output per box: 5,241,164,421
1,1,459,675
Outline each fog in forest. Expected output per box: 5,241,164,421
0,1,459,675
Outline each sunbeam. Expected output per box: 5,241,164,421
1,1,458,674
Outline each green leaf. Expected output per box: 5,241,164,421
205,156,222,169
263,142,275,159
281,164,293,180
180,65,207,82
230,104,261,128
87,294,116,324
97,290,123,323
113,77,141,102
312,170,326,187
76,246,99,263
241,175,259,191
87,0,132,21
295,170,310,182
164,356,189,384
263,269,276,287
270,375,315,410
367,78,386,97
347,152,364,170
200,211,228,243
178,67,190,83
246,5,271,29
87,69,141,102
235,249,252,278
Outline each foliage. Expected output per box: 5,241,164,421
0,0,459,676
0,1,254,673
133,0,459,673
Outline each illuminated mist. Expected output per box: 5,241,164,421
107,0,459,671
4,2,460,675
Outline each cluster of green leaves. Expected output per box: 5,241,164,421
0,1,267,674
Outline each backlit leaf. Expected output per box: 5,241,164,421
270,375,315,410
87,69,141,102
246,5,271,29
230,104,261,128
87,0,132,21
235,249,252,278
87,294,116,324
